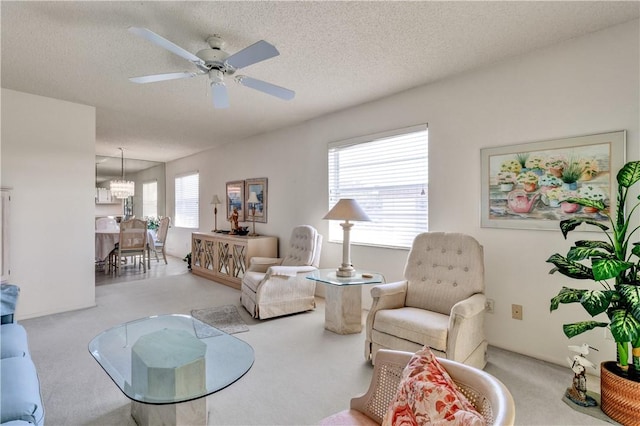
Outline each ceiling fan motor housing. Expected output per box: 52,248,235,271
196,35,235,74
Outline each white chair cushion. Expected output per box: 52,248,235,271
404,233,484,315
373,307,449,352
281,225,317,266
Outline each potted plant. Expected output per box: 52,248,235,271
539,173,563,190
496,171,516,191
560,160,583,190
580,157,600,181
517,170,539,192
576,184,607,214
500,158,522,175
525,155,546,175
515,152,530,171
546,160,640,424
545,157,567,178
544,187,565,207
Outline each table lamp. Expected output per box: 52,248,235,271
210,194,222,232
323,198,371,277
247,191,260,236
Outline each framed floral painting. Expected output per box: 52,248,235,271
244,178,268,223
480,131,626,230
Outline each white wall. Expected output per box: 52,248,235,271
165,20,639,368
1,89,96,318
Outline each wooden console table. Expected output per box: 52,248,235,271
191,232,278,289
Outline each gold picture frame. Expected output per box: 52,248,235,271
245,178,268,223
225,180,245,225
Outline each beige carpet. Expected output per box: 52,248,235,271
20,272,612,425
191,304,250,335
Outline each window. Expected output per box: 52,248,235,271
328,125,428,249
174,172,199,228
142,181,157,218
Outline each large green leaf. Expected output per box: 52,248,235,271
580,290,614,316
563,321,608,338
551,287,585,311
619,284,640,322
632,243,640,258
567,246,611,261
617,161,640,188
609,309,640,342
575,240,614,254
592,258,633,281
547,254,593,280
560,218,609,238
565,197,606,211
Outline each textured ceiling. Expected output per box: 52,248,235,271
2,1,639,163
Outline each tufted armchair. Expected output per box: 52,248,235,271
241,225,323,319
365,232,487,368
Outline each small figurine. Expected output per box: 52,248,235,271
228,207,239,234
565,343,598,407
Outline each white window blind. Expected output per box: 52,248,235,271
328,125,428,249
142,181,157,219
175,172,199,228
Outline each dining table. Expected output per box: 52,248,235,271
95,229,156,268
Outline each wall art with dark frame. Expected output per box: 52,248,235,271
480,131,626,230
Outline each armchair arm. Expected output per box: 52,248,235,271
248,257,283,273
365,281,408,358
447,293,487,362
267,265,317,277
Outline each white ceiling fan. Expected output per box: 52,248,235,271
128,27,295,109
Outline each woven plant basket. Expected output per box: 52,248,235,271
601,361,640,426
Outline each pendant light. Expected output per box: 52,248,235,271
110,148,135,199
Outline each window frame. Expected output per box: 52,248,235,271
327,124,428,249
142,180,158,219
174,171,199,229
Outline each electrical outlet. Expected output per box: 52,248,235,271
485,299,495,314
511,304,523,320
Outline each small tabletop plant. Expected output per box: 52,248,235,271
547,160,640,375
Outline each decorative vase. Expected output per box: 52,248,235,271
523,182,537,193
562,182,578,191
583,206,599,214
600,361,640,425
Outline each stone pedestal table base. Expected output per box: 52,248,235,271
325,285,362,334
131,397,207,426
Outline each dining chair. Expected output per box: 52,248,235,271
152,217,171,264
108,218,148,275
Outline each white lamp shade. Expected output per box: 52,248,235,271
247,192,260,204
211,194,222,205
323,198,370,221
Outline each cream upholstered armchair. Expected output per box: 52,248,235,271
365,232,487,368
241,225,323,319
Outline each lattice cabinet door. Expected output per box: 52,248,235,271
230,243,247,279
192,237,204,269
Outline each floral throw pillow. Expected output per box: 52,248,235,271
382,347,486,426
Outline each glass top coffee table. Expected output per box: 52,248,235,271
307,269,385,334
89,314,254,425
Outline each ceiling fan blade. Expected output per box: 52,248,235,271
129,72,198,84
225,40,279,70
235,76,295,101
211,83,230,109
128,27,205,66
